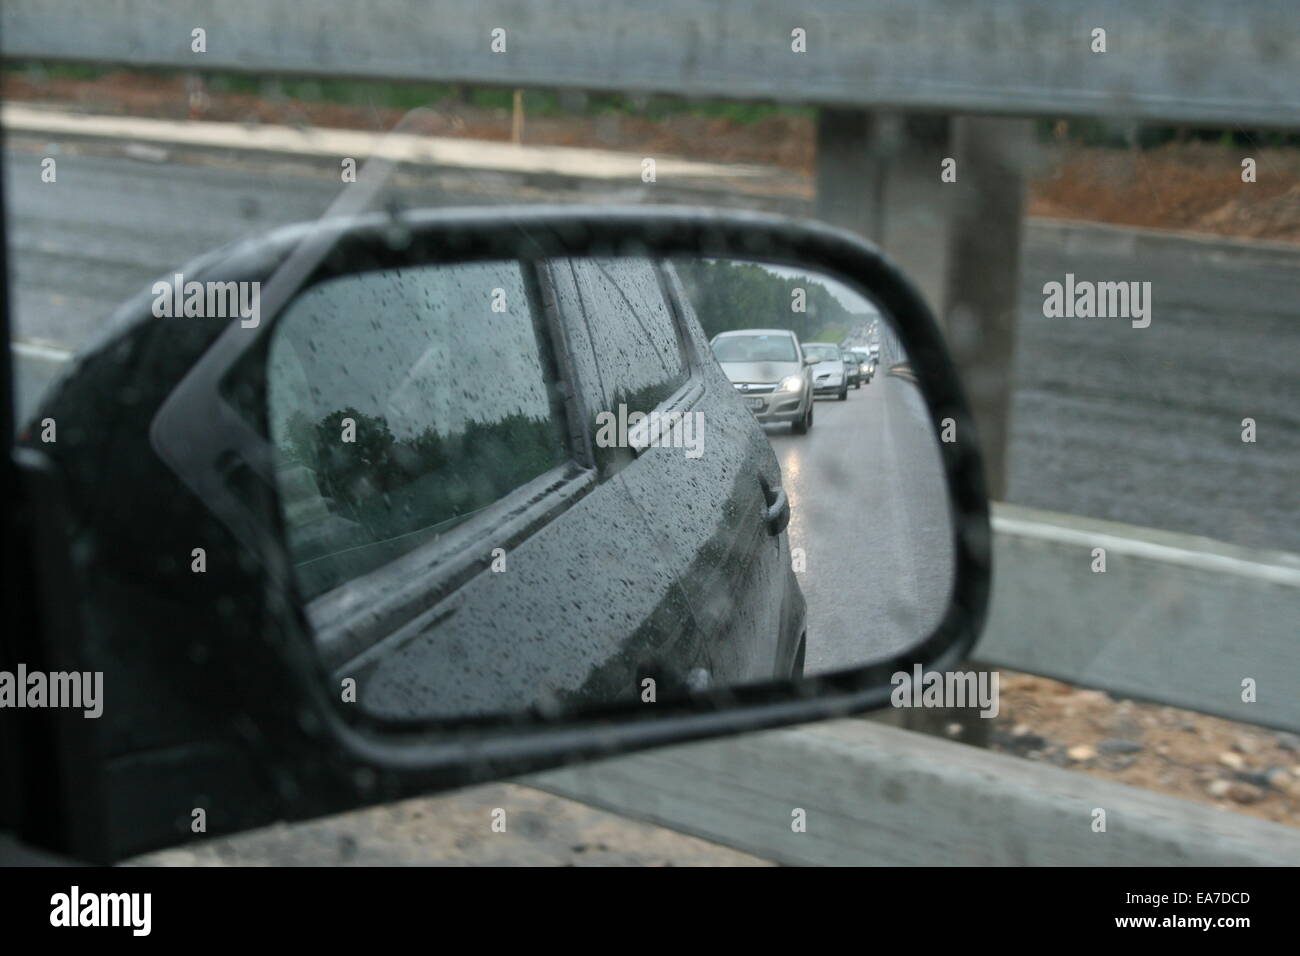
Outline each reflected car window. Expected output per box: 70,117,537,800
802,343,841,361
711,334,798,362
569,258,688,413
267,262,571,598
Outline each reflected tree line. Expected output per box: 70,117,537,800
277,405,566,543
674,259,858,342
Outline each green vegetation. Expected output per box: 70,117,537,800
6,60,811,124
280,405,564,547
808,328,847,345
673,259,863,344
1033,117,1300,149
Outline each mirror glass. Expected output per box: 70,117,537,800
264,255,955,722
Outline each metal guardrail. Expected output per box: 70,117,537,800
4,1,1299,126
531,717,1300,866
982,505,1300,734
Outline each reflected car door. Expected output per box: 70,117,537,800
558,257,801,687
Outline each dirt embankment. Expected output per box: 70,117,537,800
991,673,1300,828
1029,141,1300,244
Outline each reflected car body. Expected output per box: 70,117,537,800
23,251,807,727
709,328,815,433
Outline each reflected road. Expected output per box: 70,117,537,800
765,367,955,676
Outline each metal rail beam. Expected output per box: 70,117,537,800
982,503,1300,733
4,1,1299,126
530,718,1300,865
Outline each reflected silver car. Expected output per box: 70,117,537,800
802,342,849,400
710,328,815,434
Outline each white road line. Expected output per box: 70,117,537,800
12,338,74,362
991,511,1300,586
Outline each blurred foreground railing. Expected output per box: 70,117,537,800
530,716,1300,866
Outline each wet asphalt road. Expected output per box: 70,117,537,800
1008,228,1300,555
766,372,954,674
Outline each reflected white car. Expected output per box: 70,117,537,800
710,328,816,434
801,342,849,401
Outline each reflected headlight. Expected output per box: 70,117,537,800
779,375,804,393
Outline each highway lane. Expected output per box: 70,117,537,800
767,370,954,675
5,144,1299,557
6,144,364,351
1008,227,1300,556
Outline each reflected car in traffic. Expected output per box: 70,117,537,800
850,347,876,384
802,342,849,400
842,348,863,388
710,328,816,434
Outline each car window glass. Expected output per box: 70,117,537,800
803,344,840,361
570,258,688,412
711,334,798,363
267,261,571,599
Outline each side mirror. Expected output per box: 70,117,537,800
803,354,820,366
20,207,990,861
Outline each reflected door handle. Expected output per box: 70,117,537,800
762,484,790,536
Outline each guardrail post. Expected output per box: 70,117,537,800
814,110,1028,503
818,111,1027,745
942,116,1032,501
815,108,882,238
814,109,953,316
